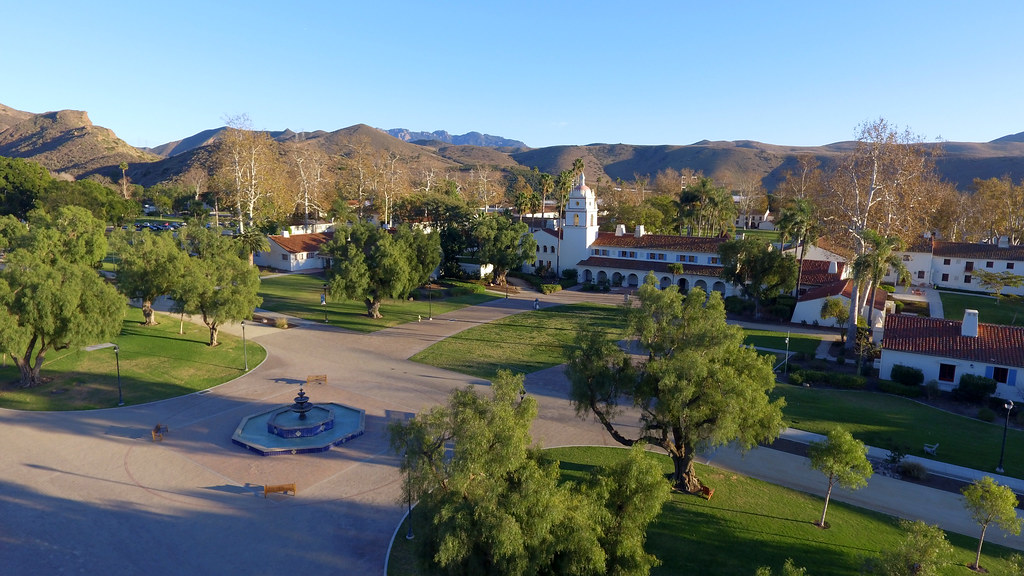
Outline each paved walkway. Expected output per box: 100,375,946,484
1,286,1020,576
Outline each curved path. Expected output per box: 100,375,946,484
0,288,1020,575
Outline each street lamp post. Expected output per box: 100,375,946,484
784,332,790,374
997,400,1014,473
242,321,248,372
427,277,434,321
322,284,329,323
114,345,123,406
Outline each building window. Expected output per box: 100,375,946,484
574,214,579,226
648,252,657,260
965,275,972,284
917,270,925,279
281,254,288,261
938,363,956,382
708,257,720,265
543,245,547,253
941,273,949,282
943,258,951,266
1009,263,1016,270
601,249,609,256
987,261,994,268
993,367,1009,384
658,253,666,261
965,261,974,272
902,255,912,261
677,255,684,262
688,255,697,263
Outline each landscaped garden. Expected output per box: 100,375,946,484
388,446,1022,575
258,274,497,332
0,306,266,410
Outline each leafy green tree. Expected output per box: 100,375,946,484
755,559,808,576
568,274,784,492
175,227,261,346
808,427,873,527
718,237,798,317
820,297,850,341
976,269,1024,305
389,371,670,576
961,476,1022,571
0,207,125,387
111,230,189,326
471,213,537,285
235,228,271,267
775,198,821,296
867,519,952,576
0,156,51,219
676,176,736,237
38,179,139,226
323,221,439,318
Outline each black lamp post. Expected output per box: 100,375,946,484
242,321,248,371
114,345,123,406
427,277,434,321
322,284,329,323
997,400,1014,473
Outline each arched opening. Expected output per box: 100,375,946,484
612,272,624,286
695,279,708,293
660,276,671,289
678,277,689,293
597,270,608,283
583,269,594,283
627,273,639,287
712,281,727,296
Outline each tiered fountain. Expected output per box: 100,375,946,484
232,388,364,456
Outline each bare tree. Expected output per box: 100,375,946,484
214,115,289,233
290,145,334,232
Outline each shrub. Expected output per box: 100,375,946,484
540,284,562,295
274,317,289,329
724,296,749,314
925,379,941,400
832,374,866,389
954,374,998,403
894,300,904,314
878,380,923,397
879,283,896,293
788,372,805,386
560,268,578,286
976,407,996,422
769,303,792,320
890,364,924,387
898,461,929,480
835,355,846,366
885,443,908,468
447,281,486,296
798,370,828,385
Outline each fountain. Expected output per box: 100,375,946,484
232,388,365,456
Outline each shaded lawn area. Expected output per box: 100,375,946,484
389,446,1020,575
410,304,623,379
940,291,1024,326
743,329,821,356
0,306,267,410
258,274,496,333
774,383,1024,479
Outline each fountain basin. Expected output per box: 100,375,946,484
232,402,365,456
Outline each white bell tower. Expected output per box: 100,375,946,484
559,172,599,274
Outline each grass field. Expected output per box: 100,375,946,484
258,274,496,333
410,303,624,379
775,383,1024,478
743,329,822,356
0,306,267,410
388,446,1020,575
940,291,1024,326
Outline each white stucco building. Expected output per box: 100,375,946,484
253,231,334,272
879,310,1024,400
791,278,888,329
531,173,739,296
887,236,1024,295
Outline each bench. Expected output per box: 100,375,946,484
151,424,168,442
923,443,939,456
264,483,297,498
699,483,715,500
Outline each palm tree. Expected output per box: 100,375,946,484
236,229,271,267
539,173,554,219
776,198,821,297
668,263,684,292
859,230,910,327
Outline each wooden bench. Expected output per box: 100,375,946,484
699,483,714,500
264,483,297,498
151,424,168,442
923,442,939,456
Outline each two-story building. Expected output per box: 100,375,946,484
887,236,1024,295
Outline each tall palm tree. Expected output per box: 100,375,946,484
859,230,910,327
776,198,821,297
539,173,554,219
236,228,271,267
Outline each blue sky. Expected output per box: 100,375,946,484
4,1,1022,149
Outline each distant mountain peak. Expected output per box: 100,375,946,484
382,128,526,149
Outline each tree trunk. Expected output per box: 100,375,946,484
14,344,45,388
670,447,702,493
973,524,987,570
207,324,219,346
846,282,860,349
818,479,834,527
367,298,383,319
142,300,157,326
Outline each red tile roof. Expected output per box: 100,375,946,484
268,232,334,254
797,279,886,311
591,232,727,253
882,314,1024,368
799,260,846,287
932,240,1024,261
576,257,723,278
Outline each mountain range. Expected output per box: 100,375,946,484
2,102,1024,193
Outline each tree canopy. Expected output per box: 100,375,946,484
961,476,1022,570
389,371,670,576
807,426,873,527
471,213,537,285
718,237,798,317
323,221,440,318
110,229,189,326
567,273,785,492
0,206,125,387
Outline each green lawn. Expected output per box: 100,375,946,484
743,329,821,356
258,274,497,333
940,291,1024,326
775,383,1024,478
410,304,623,379
0,306,267,410
389,446,1020,575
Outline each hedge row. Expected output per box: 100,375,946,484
789,369,866,389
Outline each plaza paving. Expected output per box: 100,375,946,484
0,287,1021,575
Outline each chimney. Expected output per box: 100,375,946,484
615,224,626,236
828,261,838,274
999,235,1010,248
282,230,290,238
634,225,645,238
962,309,979,337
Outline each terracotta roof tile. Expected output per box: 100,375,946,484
798,279,886,311
932,240,1024,261
268,232,334,254
799,260,846,287
882,314,1024,368
576,256,723,278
